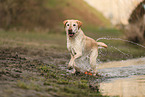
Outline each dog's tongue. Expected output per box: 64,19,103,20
69,34,74,37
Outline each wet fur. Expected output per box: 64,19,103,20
63,19,107,76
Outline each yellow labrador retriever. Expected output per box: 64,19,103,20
63,19,107,76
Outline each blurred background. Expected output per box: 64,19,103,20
0,0,144,56
0,0,144,44
0,0,110,32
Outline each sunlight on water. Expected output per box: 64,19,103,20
100,75,145,97
98,57,145,97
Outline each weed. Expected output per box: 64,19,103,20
78,83,88,89
17,80,29,89
63,86,80,94
17,80,41,91
3,89,14,94
57,79,70,84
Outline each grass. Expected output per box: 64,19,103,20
35,64,106,97
17,80,41,91
0,28,145,61
16,63,103,97
0,30,67,51
84,27,122,39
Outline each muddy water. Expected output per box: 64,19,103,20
100,75,145,97
98,57,145,97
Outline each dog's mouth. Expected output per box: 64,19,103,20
69,33,75,37
68,30,75,37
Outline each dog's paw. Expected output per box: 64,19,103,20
71,68,76,74
93,73,96,76
67,66,73,70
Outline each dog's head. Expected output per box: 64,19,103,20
63,20,82,38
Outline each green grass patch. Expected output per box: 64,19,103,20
84,26,123,38
17,80,40,91
35,62,104,97
1,29,145,61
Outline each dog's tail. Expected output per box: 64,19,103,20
97,42,107,48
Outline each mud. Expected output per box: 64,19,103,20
0,47,67,97
0,47,104,97
0,46,145,97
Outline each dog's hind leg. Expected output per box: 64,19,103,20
90,48,98,76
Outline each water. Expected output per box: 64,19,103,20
100,75,145,97
96,38,145,97
98,57,145,97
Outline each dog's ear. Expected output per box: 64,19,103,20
76,20,82,29
63,20,68,28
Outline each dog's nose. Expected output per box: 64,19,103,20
68,28,72,31
68,28,72,33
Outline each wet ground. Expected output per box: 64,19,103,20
0,47,104,97
0,46,145,97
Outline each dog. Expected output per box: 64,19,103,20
63,19,107,76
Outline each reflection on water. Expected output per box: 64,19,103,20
97,57,145,97
100,75,145,97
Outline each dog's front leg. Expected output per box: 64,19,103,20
68,52,82,68
68,54,74,70
73,52,82,60
73,52,82,68
68,52,82,74
68,54,76,74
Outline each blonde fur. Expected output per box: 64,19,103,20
63,19,107,76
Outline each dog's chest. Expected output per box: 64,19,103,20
67,38,83,55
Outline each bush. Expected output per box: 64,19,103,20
124,16,145,44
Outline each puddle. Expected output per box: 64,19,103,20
98,65,145,78
100,75,145,97
98,57,145,69
97,57,145,97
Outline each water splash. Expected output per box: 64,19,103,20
109,45,130,56
97,37,145,58
96,37,145,49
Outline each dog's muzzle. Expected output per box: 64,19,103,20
68,29,75,37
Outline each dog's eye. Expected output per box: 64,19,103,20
67,24,69,26
73,24,76,26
